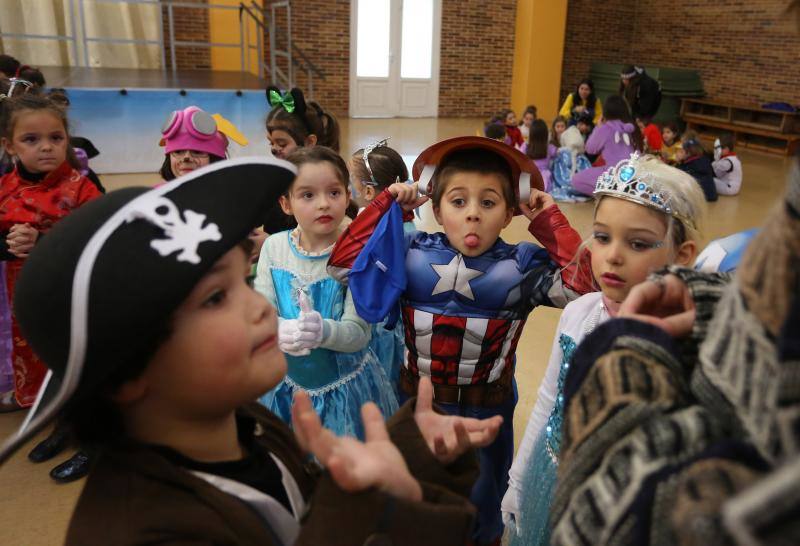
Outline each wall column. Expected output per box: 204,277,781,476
511,0,568,119
209,0,262,74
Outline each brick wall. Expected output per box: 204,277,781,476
561,0,800,109
630,1,800,106
161,0,211,70
559,0,635,104
281,0,350,117
438,0,517,118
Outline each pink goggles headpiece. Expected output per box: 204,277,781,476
161,106,228,158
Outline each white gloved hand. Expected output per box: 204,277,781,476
500,484,522,535
294,291,323,349
278,319,310,356
278,292,324,356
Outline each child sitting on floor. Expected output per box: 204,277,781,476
712,133,742,196
677,132,718,201
660,120,682,165
636,115,663,154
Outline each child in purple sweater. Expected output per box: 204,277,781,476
571,96,639,196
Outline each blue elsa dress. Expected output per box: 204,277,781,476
255,229,398,439
506,292,609,545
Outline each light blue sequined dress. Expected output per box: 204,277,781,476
510,334,575,546
506,292,608,545
255,230,398,439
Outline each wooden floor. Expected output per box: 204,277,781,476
0,117,793,545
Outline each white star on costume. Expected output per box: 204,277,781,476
430,255,483,300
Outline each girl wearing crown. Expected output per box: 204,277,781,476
502,153,706,546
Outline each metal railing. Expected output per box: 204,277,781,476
239,1,326,97
0,0,324,96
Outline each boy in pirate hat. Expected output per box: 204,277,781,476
0,158,502,545
328,136,594,545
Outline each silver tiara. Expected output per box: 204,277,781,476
594,152,694,228
362,137,390,185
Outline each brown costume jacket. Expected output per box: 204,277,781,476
66,400,478,546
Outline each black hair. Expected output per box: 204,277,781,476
351,144,409,192
550,115,568,147
484,123,506,140
576,112,594,129
431,148,515,210
662,120,681,144
47,87,70,107
266,87,340,151
158,153,225,181
718,132,735,151
603,95,643,151
518,105,537,125
526,119,550,160
16,65,46,87
0,55,20,77
571,78,597,112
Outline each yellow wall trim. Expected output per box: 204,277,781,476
511,0,568,122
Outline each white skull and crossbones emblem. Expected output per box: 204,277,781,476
126,195,221,264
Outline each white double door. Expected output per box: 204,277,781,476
350,0,441,118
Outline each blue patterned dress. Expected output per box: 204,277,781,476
254,229,398,439
506,292,609,545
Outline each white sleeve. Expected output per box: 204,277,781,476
712,158,734,178
254,238,277,307
502,311,567,524
318,287,371,353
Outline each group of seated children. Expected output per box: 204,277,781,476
485,88,742,203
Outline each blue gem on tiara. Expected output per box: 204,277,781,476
593,152,679,219
620,166,636,183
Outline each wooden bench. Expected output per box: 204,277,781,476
681,98,800,156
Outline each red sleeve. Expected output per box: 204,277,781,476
328,188,396,283
77,178,102,205
528,205,595,294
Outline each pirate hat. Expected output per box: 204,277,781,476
411,136,544,215
0,157,296,464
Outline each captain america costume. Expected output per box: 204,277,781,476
329,188,593,544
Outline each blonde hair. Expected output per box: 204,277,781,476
594,154,706,250
569,155,706,285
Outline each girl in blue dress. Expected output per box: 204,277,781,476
503,154,706,545
254,146,398,439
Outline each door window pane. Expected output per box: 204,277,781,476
401,0,433,79
357,0,390,78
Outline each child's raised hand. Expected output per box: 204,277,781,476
295,291,323,349
7,224,39,258
519,188,555,222
277,293,324,355
278,319,311,356
292,390,423,502
388,182,429,213
618,274,696,338
413,376,502,464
